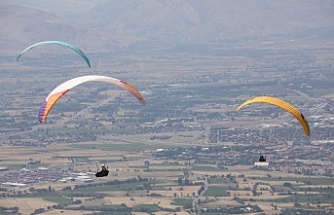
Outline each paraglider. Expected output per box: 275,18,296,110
38,75,147,123
259,152,266,162
236,96,310,136
95,164,109,177
16,40,91,68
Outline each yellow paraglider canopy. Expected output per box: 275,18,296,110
236,96,310,136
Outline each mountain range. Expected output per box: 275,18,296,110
1,0,333,54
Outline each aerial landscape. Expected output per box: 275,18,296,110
0,1,333,215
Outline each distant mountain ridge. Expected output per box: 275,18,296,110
0,5,116,54
1,1,334,54
79,0,334,42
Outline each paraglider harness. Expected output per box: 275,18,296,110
259,153,266,162
95,165,109,177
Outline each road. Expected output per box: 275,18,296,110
192,175,208,215
293,89,316,101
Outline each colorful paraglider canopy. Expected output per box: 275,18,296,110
38,75,146,123
236,96,310,136
16,40,91,68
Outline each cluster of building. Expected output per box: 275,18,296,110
152,142,333,177
4,133,97,147
0,167,96,189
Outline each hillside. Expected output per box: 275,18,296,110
1,1,334,55
78,0,334,43
0,5,116,55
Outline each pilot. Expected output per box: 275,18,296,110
95,164,109,177
259,154,267,162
